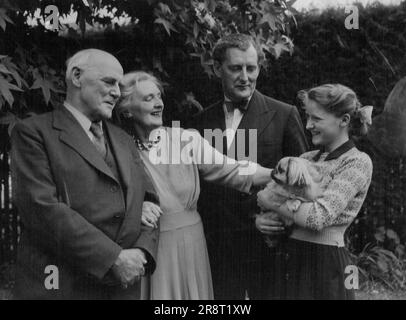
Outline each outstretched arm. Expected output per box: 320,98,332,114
185,129,272,192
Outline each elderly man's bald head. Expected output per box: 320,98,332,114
64,49,124,121
65,49,123,84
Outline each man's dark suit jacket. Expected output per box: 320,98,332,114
11,105,159,300
192,90,308,298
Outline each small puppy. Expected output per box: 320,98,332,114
257,157,323,247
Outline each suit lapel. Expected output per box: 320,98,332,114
53,106,118,183
228,91,276,158
203,100,227,154
206,100,226,132
104,122,133,199
237,90,276,136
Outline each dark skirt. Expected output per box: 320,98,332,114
283,238,356,300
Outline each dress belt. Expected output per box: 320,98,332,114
160,209,201,232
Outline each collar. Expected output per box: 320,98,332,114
313,139,355,161
224,94,253,112
63,101,94,134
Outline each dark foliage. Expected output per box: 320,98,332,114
1,1,406,289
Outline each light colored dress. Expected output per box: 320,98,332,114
139,127,254,300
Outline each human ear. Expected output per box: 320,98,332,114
213,61,223,78
340,113,351,128
71,67,82,88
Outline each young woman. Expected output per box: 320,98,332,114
116,71,272,300
257,84,373,299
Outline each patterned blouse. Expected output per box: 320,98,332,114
291,140,373,247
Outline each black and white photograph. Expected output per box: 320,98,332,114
0,0,406,306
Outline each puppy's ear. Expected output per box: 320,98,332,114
287,158,301,186
213,61,223,79
296,170,311,187
291,159,312,188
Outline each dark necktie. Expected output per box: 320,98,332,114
225,99,249,113
90,122,106,158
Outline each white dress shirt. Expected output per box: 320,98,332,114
63,102,103,143
222,96,252,149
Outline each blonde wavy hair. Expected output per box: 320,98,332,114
297,84,368,136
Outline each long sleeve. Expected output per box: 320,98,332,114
133,158,160,274
293,154,373,231
184,129,255,193
11,121,122,279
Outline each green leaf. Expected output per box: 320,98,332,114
154,17,178,36
152,56,164,73
186,34,197,47
376,260,389,273
82,0,95,8
9,69,27,88
206,0,217,12
0,8,14,31
0,111,20,136
0,74,23,107
193,22,199,38
259,12,276,30
374,227,386,242
272,41,290,59
0,63,12,75
31,77,51,105
157,2,172,15
185,92,203,112
386,229,400,244
1,58,27,88
30,71,63,106
0,111,17,125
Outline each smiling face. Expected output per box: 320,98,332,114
78,55,123,122
304,100,347,151
215,44,260,102
128,80,164,132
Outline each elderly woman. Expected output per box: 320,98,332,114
116,71,272,300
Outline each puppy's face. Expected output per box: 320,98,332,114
271,157,315,188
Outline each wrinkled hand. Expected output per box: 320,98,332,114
112,249,147,289
141,201,162,228
257,189,279,212
255,211,285,235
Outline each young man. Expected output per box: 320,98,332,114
192,34,308,299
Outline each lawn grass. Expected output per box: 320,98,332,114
355,282,406,300
2,285,406,300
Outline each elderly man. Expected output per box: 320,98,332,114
11,49,159,299
192,34,308,299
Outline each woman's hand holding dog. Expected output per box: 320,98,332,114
257,188,279,212
255,212,285,235
256,188,297,233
